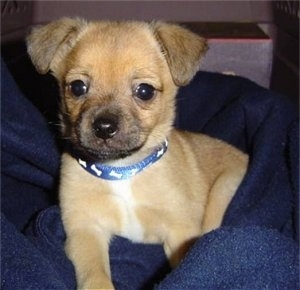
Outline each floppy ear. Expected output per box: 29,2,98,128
153,22,208,86
27,17,87,75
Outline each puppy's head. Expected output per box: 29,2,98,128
27,18,207,162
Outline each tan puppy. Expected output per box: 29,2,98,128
27,18,248,290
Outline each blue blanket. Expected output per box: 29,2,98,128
1,60,299,289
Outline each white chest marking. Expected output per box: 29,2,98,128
108,180,144,241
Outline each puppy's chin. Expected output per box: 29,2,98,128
67,141,143,163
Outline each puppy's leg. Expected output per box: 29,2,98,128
65,227,114,290
201,168,246,234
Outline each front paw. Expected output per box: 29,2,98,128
64,229,113,290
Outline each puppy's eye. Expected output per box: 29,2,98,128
134,83,156,101
69,80,88,97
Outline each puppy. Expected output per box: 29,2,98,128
27,18,248,289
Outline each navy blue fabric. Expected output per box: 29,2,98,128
1,59,299,289
1,212,69,289
156,226,299,289
1,60,60,230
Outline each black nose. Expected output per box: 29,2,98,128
92,116,118,139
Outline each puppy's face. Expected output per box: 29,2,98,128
27,19,207,162
61,23,177,161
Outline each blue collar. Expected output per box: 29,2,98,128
77,139,168,180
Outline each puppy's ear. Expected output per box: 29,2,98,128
152,22,208,86
27,17,87,75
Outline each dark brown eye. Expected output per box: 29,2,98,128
134,83,155,101
69,80,88,97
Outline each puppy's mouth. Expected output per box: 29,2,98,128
68,124,146,163
63,109,148,162
71,141,144,163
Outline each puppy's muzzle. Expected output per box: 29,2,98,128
92,115,118,140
